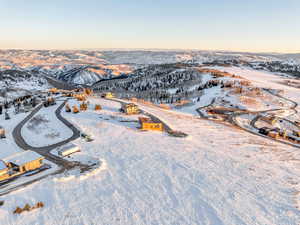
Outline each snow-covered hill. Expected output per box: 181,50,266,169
1,96,299,225
0,50,300,225
0,69,49,102
52,66,104,85
1,49,300,86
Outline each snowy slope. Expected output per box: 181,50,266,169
1,49,300,86
0,96,299,225
0,108,29,158
208,66,300,112
0,69,49,103
52,66,104,86
0,51,300,225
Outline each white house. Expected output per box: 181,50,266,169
57,143,80,157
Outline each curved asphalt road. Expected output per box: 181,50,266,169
12,101,84,169
106,98,188,137
195,87,299,148
230,90,300,148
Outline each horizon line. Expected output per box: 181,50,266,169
0,47,299,55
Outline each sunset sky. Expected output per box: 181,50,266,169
1,0,299,53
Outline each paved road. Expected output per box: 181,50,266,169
231,113,300,149
195,87,300,148
107,98,187,137
231,90,300,148
263,88,298,111
0,101,83,195
12,101,86,170
196,98,216,118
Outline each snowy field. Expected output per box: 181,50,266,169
0,106,60,197
173,86,222,116
0,159,58,196
170,67,295,117
0,66,299,225
208,66,300,111
21,102,73,147
0,108,28,158
0,94,299,225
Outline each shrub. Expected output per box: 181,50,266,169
23,204,31,211
13,207,23,214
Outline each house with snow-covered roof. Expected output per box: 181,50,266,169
4,150,44,173
57,143,80,157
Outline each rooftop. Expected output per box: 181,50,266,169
57,143,79,152
3,151,44,166
125,103,137,106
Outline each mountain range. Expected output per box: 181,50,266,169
0,50,299,90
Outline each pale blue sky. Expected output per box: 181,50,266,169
1,0,299,52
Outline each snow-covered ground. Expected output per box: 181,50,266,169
0,80,49,92
173,86,222,116
63,97,149,133
0,108,28,158
0,159,58,196
21,102,73,147
170,66,300,119
51,143,100,165
234,114,258,131
0,65,299,224
0,106,60,197
0,95,300,225
208,66,300,111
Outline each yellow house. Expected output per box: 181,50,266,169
121,103,140,115
0,160,9,181
102,92,114,98
139,117,163,131
293,130,300,137
0,126,5,139
4,151,44,173
48,88,58,94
